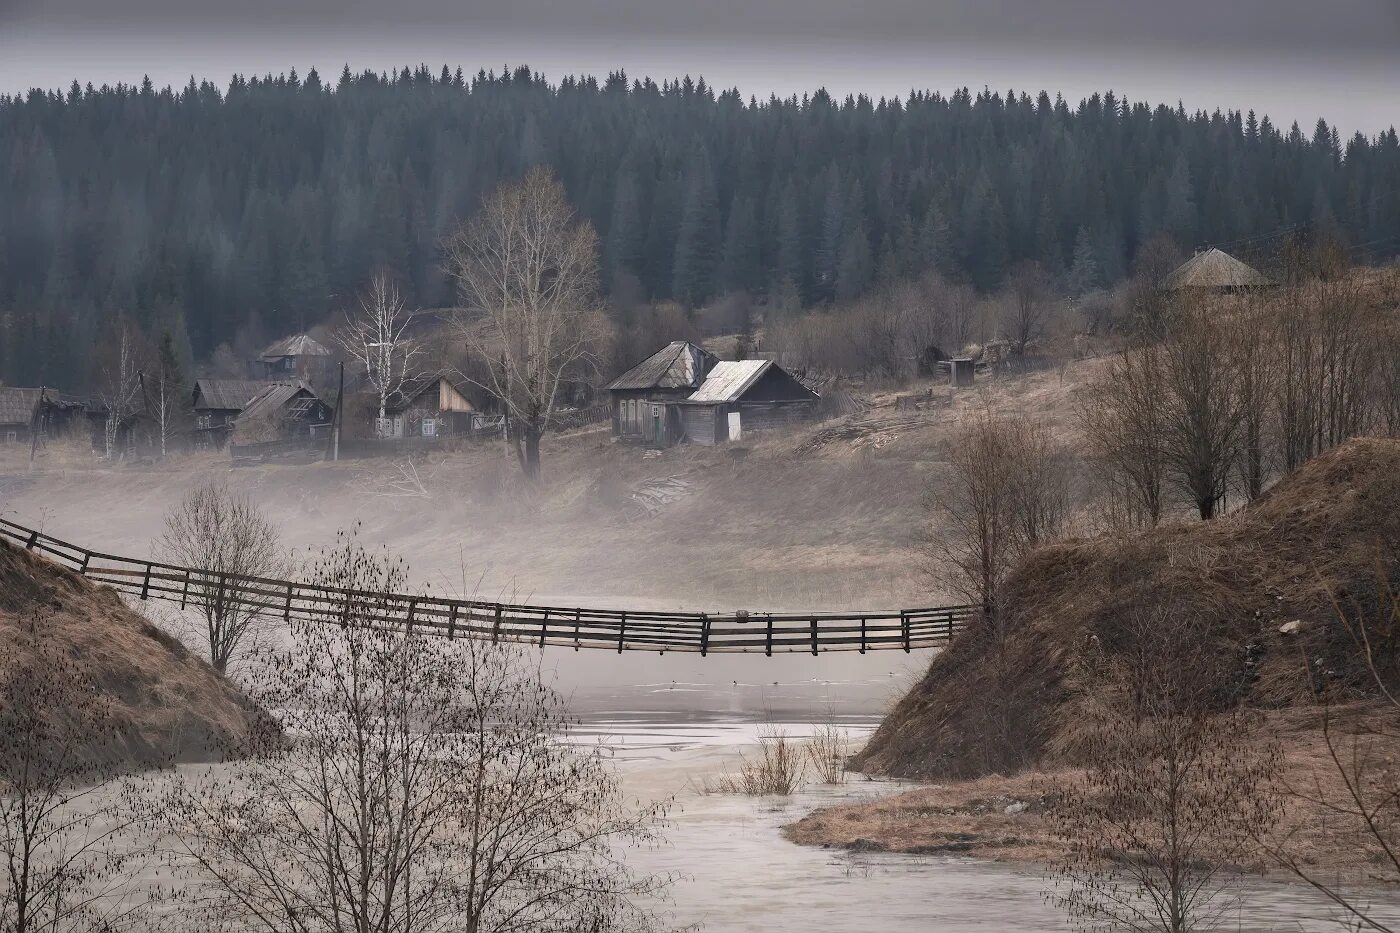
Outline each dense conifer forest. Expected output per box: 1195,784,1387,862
2,63,1398,388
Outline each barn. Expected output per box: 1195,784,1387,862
606,341,718,446
677,360,819,446
233,381,332,443
191,379,271,448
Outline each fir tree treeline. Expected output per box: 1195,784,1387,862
2,64,1398,389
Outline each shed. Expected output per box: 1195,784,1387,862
606,341,718,446
382,374,478,438
0,388,42,445
1162,248,1268,292
191,379,272,447
0,388,90,447
678,360,819,446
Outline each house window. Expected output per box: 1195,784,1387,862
422,418,437,437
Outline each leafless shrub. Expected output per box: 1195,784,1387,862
146,530,672,933
1049,609,1283,933
705,728,807,796
0,607,152,933
348,459,438,499
806,719,850,786
157,481,285,674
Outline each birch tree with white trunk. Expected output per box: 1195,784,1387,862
336,271,423,436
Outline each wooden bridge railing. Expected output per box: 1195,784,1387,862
0,517,977,655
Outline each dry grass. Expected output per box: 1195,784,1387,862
806,721,851,785
789,703,1400,881
0,536,267,768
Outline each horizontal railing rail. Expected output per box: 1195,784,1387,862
0,517,977,655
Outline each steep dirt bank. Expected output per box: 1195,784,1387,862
853,436,1400,780
0,537,268,767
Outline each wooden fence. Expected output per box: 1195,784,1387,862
0,517,977,655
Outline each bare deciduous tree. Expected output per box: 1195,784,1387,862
94,321,148,461
157,482,284,674
336,271,424,435
444,167,607,480
1078,344,1167,528
0,608,148,933
152,532,671,933
927,409,1070,611
1050,609,1283,933
1004,260,1054,355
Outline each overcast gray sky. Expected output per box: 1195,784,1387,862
3,0,1397,133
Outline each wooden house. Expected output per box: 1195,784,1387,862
0,388,104,450
678,360,819,446
191,379,271,448
1162,248,1268,292
233,381,332,443
606,341,717,446
254,334,333,384
381,375,479,438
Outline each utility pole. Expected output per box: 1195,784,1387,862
28,386,45,469
326,360,344,461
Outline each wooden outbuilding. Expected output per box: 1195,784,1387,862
1162,248,1268,292
233,381,332,443
254,334,333,384
678,360,819,446
606,341,718,446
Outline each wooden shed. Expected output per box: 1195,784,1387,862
606,341,718,446
678,360,819,446
191,378,272,448
382,375,477,438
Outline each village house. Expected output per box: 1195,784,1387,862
1162,247,1268,292
253,334,333,384
381,374,480,438
606,340,718,446
190,378,272,448
232,381,332,444
677,359,820,445
0,387,102,449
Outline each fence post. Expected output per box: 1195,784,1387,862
79,550,90,574
284,582,294,621
699,613,710,657
341,590,352,628
180,569,191,609
405,598,417,634
447,602,459,640
859,616,867,654
141,563,153,600
573,609,582,651
491,605,503,643
765,616,773,657
810,618,818,656
616,612,627,654
25,529,38,550
538,610,550,648
901,610,911,653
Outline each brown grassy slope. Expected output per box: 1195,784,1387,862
852,436,1400,780
0,537,267,767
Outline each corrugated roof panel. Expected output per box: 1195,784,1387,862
686,360,771,404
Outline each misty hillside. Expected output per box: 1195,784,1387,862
3,68,1399,389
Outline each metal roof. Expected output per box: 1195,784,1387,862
607,341,716,391
236,381,324,423
685,360,772,404
1162,248,1268,290
258,334,331,361
192,379,272,411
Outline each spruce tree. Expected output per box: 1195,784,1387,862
672,155,721,308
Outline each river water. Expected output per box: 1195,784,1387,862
573,698,1400,933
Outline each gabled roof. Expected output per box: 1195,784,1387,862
607,341,716,391
258,334,331,361
685,360,772,404
0,387,41,425
1162,248,1268,290
237,381,324,423
192,379,272,411
384,374,472,413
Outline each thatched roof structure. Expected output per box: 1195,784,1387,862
1162,248,1268,291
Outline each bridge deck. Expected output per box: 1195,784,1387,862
0,517,977,655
